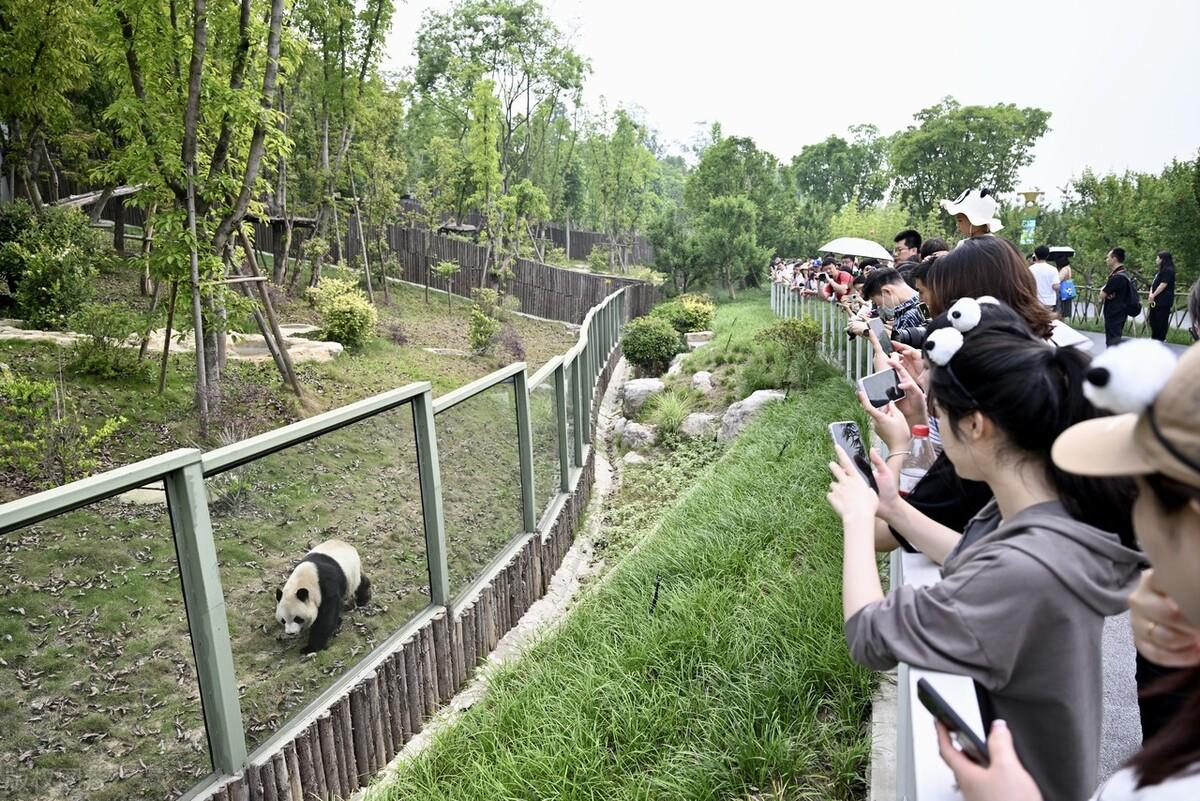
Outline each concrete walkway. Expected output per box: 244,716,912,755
1077,329,1190,355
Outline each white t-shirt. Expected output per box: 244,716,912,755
1089,765,1200,800
1030,261,1060,305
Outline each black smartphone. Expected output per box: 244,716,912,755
867,317,893,355
917,301,932,321
828,421,878,491
857,368,905,409
916,678,991,767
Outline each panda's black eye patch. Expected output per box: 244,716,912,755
293,616,303,624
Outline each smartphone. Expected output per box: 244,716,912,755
867,317,893,355
857,368,904,409
828,421,878,491
917,678,991,767
917,301,932,320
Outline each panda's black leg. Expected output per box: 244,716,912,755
354,575,372,607
302,604,342,655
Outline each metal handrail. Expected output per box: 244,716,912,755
771,282,985,801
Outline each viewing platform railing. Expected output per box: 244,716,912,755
770,281,986,801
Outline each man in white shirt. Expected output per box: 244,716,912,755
1029,244,1060,309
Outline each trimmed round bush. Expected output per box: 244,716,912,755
321,292,378,348
651,293,715,333
622,316,682,376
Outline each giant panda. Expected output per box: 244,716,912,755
274,539,371,655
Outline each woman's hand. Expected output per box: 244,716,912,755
867,328,891,372
890,340,927,387
827,446,879,525
868,449,904,520
1129,569,1200,667
936,720,1042,801
859,392,911,453
887,362,928,431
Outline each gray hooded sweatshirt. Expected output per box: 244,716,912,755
844,501,1144,801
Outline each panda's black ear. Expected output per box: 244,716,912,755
275,588,283,601
296,588,309,602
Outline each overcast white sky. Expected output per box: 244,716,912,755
383,0,1200,206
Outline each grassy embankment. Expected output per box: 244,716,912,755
370,290,877,800
0,259,575,801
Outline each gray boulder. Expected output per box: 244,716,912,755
612,417,628,439
692,370,715,394
718,390,786,442
620,421,657,451
686,331,714,350
622,378,664,417
621,451,648,466
679,412,720,440
665,353,686,377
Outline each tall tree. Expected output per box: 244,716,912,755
889,97,1050,216
788,124,887,209
694,194,771,300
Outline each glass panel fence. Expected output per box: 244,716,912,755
529,377,560,522
435,380,523,596
0,491,209,801
205,403,426,753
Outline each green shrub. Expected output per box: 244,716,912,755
756,316,821,352
320,292,378,348
544,246,569,267
0,199,35,292
651,293,715,334
468,304,502,355
14,243,98,330
471,287,501,318
621,316,683,376
645,389,695,439
0,368,125,488
587,246,612,273
68,302,151,379
304,276,361,310
738,318,827,397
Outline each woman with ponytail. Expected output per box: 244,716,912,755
827,298,1145,801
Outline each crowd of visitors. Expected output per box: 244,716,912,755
805,188,1200,801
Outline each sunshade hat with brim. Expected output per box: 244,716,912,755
1052,341,1200,487
940,188,1004,232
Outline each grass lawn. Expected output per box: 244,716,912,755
369,298,876,800
0,259,577,800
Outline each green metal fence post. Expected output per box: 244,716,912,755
163,457,247,775
570,354,585,466
580,340,593,445
513,368,537,533
412,390,451,607
554,361,570,493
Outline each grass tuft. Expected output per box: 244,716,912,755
369,357,876,800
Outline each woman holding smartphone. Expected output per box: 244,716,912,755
826,300,1144,801
934,341,1200,801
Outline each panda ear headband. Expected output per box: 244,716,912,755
922,297,1000,404
1083,340,1199,474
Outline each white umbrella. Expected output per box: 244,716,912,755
818,237,893,261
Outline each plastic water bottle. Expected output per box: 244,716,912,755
899,425,936,496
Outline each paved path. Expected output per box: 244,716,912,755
1077,329,1190,355
1100,613,1142,780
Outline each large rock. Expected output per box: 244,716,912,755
612,417,628,439
692,370,715,394
665,353,687,377
620,422,657,451
622,378,664,417
621,451,648,466
718,390,786,442
679,412,720,440
686,330,714,350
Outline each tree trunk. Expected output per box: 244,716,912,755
238,227,302,397
138,280,163,361
89,187,115,224
158,281,179,395
724,264,737,300
186,164,211,436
